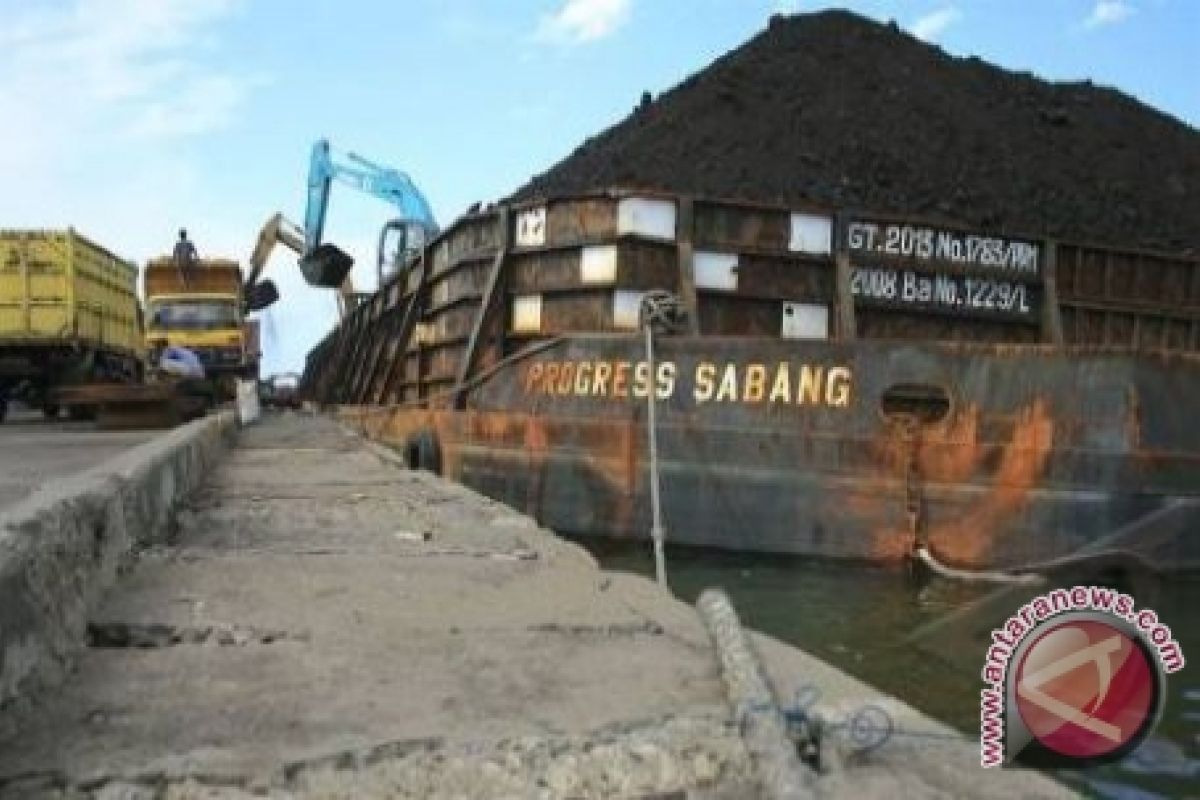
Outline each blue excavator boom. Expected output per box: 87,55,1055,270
300,139,438,290
244,140,439,316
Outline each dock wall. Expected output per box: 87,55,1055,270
0,412,236,710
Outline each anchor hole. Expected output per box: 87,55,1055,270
880,383,951,424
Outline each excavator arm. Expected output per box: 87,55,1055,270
243,139,437,320
299,139,438,289
247,212,305,289
304,140,436,256
244,212,358,318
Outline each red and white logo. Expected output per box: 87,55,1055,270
1013,618,1156,760
978,586,1183,768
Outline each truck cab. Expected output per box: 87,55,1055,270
143,257,259,393
145,294,245,369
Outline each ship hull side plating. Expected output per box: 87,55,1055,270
343,336,1200,571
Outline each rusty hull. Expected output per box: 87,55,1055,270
308,191,1200,570
341,335,1200,571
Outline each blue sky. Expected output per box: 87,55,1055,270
0,0,1196,374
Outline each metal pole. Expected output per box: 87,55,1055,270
645,324,667,588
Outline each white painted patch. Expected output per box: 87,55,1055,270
612,289,646,330
694,251,739,291
515,207,547,247
236,380,260,425
788,213,833,255
781,302,829,339
617,197,677,240
511,294,543,333
580,245,618,284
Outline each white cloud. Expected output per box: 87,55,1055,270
0,0,261,260
910,6,961,42
1084,1,1134,29
0,0,244,110
0,0,255,182
536,0,631,44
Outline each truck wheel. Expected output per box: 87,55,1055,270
42,404,60,420
403,430,442,475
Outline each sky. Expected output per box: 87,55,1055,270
0,0,1196,374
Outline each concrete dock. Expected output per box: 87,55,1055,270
0,414,1075,798
0,408,159,511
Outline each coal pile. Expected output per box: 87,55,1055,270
514,10,1200,255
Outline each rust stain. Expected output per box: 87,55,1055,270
915,404,981,484
924,398,1055,565
346,391,1056,568
523,413,550,518
355,406,642,534
1124,387,1142,450
837,430,911,559
840,399,1056,566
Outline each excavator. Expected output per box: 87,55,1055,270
244,139,438,317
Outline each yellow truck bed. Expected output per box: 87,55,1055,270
0,229,141,354
144,257,242,298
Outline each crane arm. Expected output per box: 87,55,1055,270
246,212,305,289
305,139,438,256
244,212,358,318
245,138,435,321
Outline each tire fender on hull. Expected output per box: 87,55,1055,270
404,429,442,475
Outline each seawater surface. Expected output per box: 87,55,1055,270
575,538,1199,799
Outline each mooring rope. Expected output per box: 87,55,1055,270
639,290,686,333
913,546,1043,585
697,588,817,799
638,291,686,589
644,322,667,588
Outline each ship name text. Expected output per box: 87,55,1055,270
524,360,853,408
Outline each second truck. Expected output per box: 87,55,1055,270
143,255,260,398
0,229,143,422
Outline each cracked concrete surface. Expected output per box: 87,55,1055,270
0,414,747,798
0,413,1077,799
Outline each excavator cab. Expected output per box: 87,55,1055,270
299,242,355,289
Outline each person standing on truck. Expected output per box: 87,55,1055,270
173,229,198,285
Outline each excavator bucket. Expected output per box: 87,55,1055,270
244,279,280,312
299,243,355,289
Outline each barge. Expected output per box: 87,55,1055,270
301,192,1200,571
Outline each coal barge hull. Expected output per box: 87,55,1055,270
303,192,1200,572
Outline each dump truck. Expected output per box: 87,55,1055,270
0,229,143,422
143,256,260,397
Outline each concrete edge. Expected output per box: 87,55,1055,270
0,412,238,712
341,421,607,573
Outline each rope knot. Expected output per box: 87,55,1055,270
638,290,687,334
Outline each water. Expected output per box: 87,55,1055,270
575,538,1200,798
